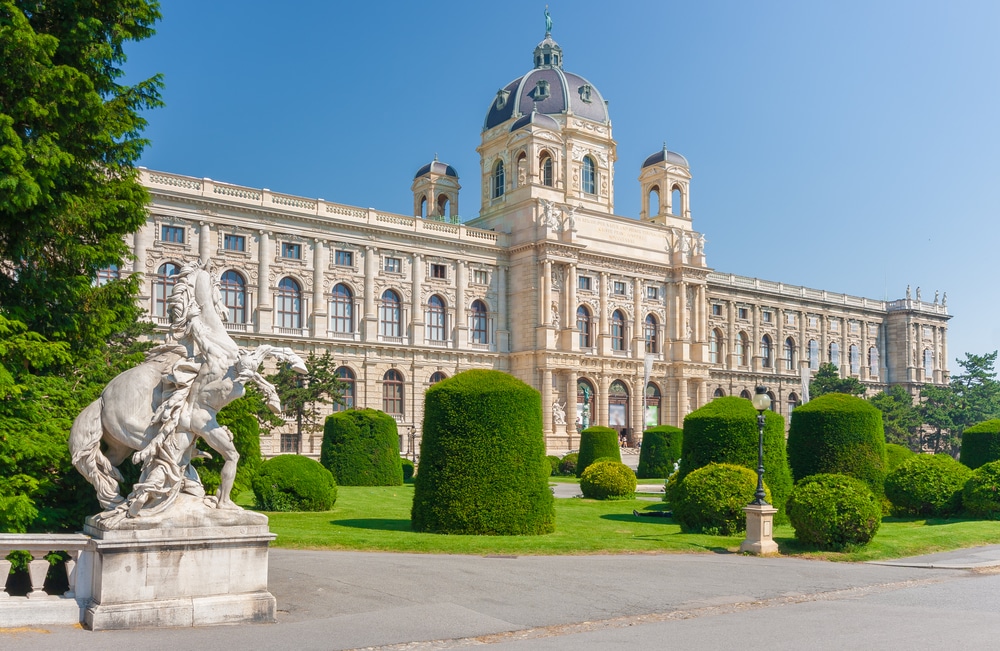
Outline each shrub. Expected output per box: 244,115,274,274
786,474,882,550
787,393,887,497
679,397,791,518
580,461,637,500
558,453,579,476
885,443,915,473
546,455,562,476
576,427,621,477
963,461,1000,519
251,455,337,512
637,425,682,479
401,458,415,483
411,370,554,535
885,454,972,516
960,419,1000,470
672,463,770,535
321,409,402,486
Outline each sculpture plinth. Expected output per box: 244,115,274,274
80,495,276,630
739,503,779,556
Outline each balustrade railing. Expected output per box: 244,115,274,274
0,533,89,602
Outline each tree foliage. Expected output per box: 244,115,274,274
809,363,866,398
266,351,344,439
868,386,921,449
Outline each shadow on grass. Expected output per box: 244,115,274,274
331,518,412,532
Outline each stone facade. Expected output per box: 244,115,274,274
126,31,949,457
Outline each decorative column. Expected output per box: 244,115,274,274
677,376,689,423
727,301,736,369
599,272,610,353
542,260,552,325
497,265,509,352
776,308,784,377
633,277,643,357
311,238,326,337
751,305,761,373
256,230,272,333
455,260,467,347
566,263,577,351
860,319,869,381
199,221,212,263
542,368,553,436
410,253,424,346
363,246,377,342
565,372,577,447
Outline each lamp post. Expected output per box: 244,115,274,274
740,386,779,555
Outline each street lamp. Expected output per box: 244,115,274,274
750,386,771,505
740,385,779,555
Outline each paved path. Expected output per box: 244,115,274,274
4,545,1000,650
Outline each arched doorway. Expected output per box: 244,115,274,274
608,380,630,445
644,383,661,431
577,379,595,433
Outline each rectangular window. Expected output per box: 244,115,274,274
786,313,796,326
578,276,592,291
647,286,659,300
808,316,819,329
830,320,840,332
279,434,300,454
335,250,353,267
762,310,773,324
431,263,447,279
738,307,748,320
922,326,933,339
223,233,245,251
868,323,879,337
161,225,184,244
712,304,723,316
473,269,489,285
384,257,401,273
850,321,860,334
281,242,301,259
613,281,626,295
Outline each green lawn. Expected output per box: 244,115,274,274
261,485,1000,561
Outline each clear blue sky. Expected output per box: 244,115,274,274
125,1,1000,371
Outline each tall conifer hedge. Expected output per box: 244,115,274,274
636,425,682,479
576,426,621,477
960,419,1000,470
321,409,402,486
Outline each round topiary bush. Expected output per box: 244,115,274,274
252,454,337,512
576,426,621,477
786,474,882,550
885,454,972,516
321,409,402,486
885,443,915,473
787,393,887,497
673,463,770,535
636,425,682,479
960,419,1000,470
580,461,637,500
679,397,791,518
559,453,579,476
963,460,1000,519
546,455,561,476
411,369,554,535
401,458,415,483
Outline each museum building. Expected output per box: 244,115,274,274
124,29,951,457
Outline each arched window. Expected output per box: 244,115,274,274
515,152,527,189
761,334,773,368
709,329,722,364
582,156,596,194
426,294,446,341
429,371,447,385
153,262,180,317
644,314,658,354
767,391,777,411
611,309,626,351
736,332,749,367
96,264,120,287
220,270,246,324
788,392,799,413
437,194,449,216
808,339,819,370
577,378,595,430
540,153,553,187
714,388,726,398
644,383,661,428
740,389,752,400
671,186,682,215
849,344,860,375
276,277,302,329
419,196,427,219
924,349,934,378
333,367,355,412
609,380,629,431
830,342,841,368
784,337,795,370
492,160,505,198
577,305,592,348
330,283,353,334
648,185,660,216
869,346,880,377
383,369,404,416
379,289,401,337
470,300,489,344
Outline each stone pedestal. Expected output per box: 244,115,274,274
740,503,779,555
80,495,277,630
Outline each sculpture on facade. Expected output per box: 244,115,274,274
552,401,566,425
69,261,307,522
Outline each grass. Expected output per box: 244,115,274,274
259,485,1000,561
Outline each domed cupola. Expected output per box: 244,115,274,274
533,33,563,69
412,155,460,222
639,144,692,223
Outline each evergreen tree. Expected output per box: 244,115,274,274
809,362,866,397
869,385,921,450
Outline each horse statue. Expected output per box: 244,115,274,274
69,260,307,521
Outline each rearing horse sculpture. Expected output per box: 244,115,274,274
69,261,306,519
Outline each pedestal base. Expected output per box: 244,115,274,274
740,503,779,555
80,495,277,630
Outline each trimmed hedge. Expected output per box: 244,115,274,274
321,409,402,486
636,425,682,479
251,454,337,512
576,426,621,477
786,474,882,550
546,455,562,476
673,463,770,535
963,460,1000,519
960,419,1000,470
580,461,637,500
411,370,554,535
678,397,791,518
885,443,915,473
558,453,579,476
401,458,415,483
885,454,972,517
787,393,887,497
